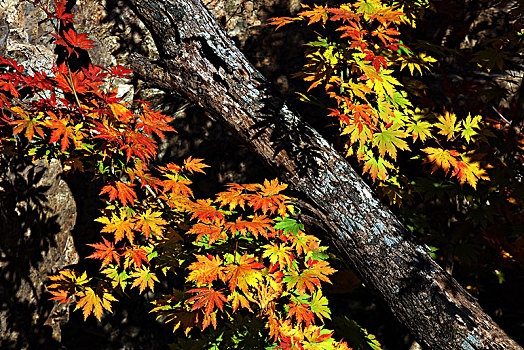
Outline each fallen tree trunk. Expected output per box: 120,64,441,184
124,0,521,348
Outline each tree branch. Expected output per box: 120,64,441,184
124,0,521,348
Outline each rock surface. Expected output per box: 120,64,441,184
0,157,78,349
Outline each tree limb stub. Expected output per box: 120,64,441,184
125,0,522,348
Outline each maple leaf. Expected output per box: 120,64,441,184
46,112,85,152
216,183,255,210
100,181,137,207
63,29,97,50
92,121,123,144
75,287,117,321
371,69,401,99
229,291,253,312
106,64,134,79
337,20,367,43
136,103,175,140
53,0,75,23
362,152,394,180
10,107,45,141
422,147,459,175
130,266,159,293
435,111,461,140
302,326,338,349
134,209,167,239
160,174,193,198
267,16,300,30
124,246,150,269
187,287,227,329
47,270,90,303
460,113,482,143
53,64,90,94
328,5,359,22
225,214,274,239
452,157,489,189
48,270,91,289
298,4,329,25
183,156,209,174
249,179,289,216
186,222,227,244
262,243,294,269
372,23,400,46
95,210,135,243
283,260,335,296
291,232,321,256
187,254,225,286
87,237,120,268
309,289,331,321
48,289,73,304
288,296,315,327
101,265,130,290
0,78,20,98
224,253,264,293
122,131,158,163
372,124,409,160
407,118,432,142
188,199,225,224
109,102,134,123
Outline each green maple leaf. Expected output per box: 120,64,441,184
362,152,394,181
373,125,409,160
101,265,130,290
309,289,331,321
274,217,304,236
460,113,481,143
407,118,432,142
369,69,401,99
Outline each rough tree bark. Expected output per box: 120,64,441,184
124,0,522,349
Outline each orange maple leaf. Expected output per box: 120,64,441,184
187,223,227,244
422,147,459,175
225,214,274,239
224,253,264,293
187,254,225,286
183,156,209,174
288,297,315,327
187,287,227,329
188,199,225,224
75,287,117,321
96,210,135,243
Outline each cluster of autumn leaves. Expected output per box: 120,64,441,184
270,1,490,203
1,0,518,348
0,1,352,348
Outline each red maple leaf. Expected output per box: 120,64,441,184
46,112,84,152
100,181,137,207
87,237,120,268
124,246,149,269
63,29,97,50
53,0,75,23
106,64,133,79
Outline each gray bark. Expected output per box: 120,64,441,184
124,0,522,348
